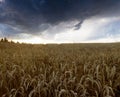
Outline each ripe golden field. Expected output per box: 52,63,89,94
0,42,120,97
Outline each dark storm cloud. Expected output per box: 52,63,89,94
0,0,120,37
74,20,84,30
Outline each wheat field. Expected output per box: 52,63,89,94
0,42,120,97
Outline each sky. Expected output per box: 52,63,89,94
0,0,120,43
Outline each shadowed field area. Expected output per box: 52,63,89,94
0,42,120,97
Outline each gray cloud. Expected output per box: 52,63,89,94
0,0,120,38
74,20,84,30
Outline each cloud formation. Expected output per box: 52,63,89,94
0,0,120,38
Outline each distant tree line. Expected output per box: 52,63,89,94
0,37,8,42
0,37,15,43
